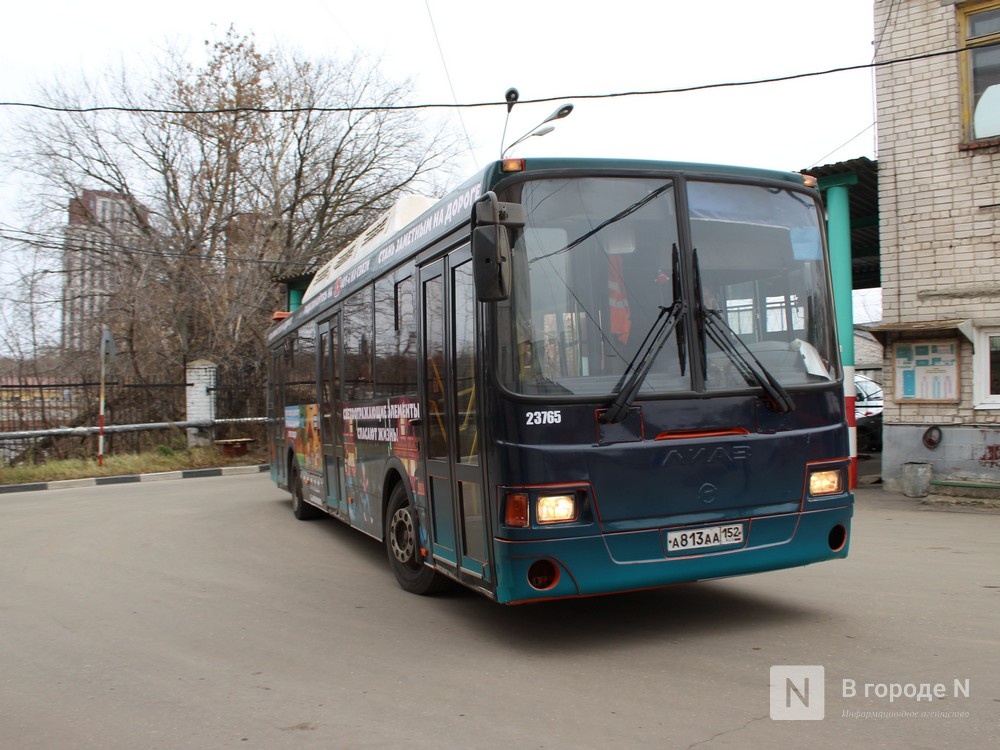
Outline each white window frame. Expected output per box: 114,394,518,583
972,326,1000,408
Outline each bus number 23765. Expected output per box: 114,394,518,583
526,410,562,425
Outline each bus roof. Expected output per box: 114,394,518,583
301,194,438,305
492,157,810,185
269,157,810,341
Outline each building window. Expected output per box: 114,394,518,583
961,1,1000,141
973,328,1000,407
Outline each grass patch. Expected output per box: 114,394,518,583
0,446,267,486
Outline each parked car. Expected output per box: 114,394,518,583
855,374,883,452
854,374,883,418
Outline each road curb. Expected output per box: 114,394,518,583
0,464,270,494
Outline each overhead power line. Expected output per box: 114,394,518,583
0,41,992,117
809,121,877,169
0,227,315,268
423,0,478,168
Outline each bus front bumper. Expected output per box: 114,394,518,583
492,503,854,604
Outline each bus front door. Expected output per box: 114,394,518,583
420,249,491,585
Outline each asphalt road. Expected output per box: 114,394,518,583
1,475,997,749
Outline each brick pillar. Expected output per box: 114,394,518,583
185,359,217,447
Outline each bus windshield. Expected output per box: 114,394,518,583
498,176,838,398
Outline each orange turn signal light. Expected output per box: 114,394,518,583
505,492,529,527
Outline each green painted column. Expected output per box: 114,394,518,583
819,175,857,368
819,173,858,485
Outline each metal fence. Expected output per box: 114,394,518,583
0,365,266,464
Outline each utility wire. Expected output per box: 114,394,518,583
873,0,902,58
809,121,877,169
0,228,315,268
423,0,478,169
863,0,903,161
0,41,993,117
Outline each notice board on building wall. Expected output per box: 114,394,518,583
893,340,959,402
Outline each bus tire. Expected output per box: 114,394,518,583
289,460,321,521
385,483,448,595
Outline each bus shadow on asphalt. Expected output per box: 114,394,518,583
270,497,826,650
442,583,825,652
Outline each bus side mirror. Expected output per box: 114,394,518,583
472,225,512,301
471,191,523,302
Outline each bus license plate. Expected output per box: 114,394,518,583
666,523,744,553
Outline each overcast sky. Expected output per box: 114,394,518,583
1,0,877,175
0,0,881,319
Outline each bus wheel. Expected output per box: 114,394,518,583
290,461,320,521
385,484,448,595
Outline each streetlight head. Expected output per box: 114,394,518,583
540,103,574,125
553,103,574,121
501,100,574,158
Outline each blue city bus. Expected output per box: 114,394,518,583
266,158,853,604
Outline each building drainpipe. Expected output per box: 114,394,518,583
819,174,858,488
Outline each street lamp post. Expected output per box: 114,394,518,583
500,87,574,158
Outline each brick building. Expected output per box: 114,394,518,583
872,0,1000,489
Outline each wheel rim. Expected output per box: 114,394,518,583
389,506,417,567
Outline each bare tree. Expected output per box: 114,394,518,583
9,28,454,393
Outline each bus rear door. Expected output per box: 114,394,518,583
319,316,348,519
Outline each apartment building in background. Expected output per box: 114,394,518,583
61,190,140,351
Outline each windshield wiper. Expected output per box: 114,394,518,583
602,298,686,424
692,249,794,413
699,313,795,414
701,309,794,412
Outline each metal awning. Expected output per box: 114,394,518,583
864,319,975,345
803,156,879,290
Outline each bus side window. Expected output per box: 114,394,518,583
344,286,374,401
287,328,317,406
374,275,417,396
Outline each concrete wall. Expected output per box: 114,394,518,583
883,423,1000,490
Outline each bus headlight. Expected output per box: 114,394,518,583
536,494,578,524
809,469,844,496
